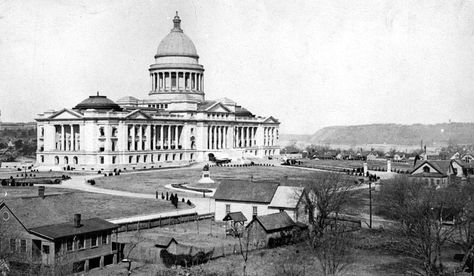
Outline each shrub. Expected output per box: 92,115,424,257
187,200,192,205
160,249,213,267
182,198,185,202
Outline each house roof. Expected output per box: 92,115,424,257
268,186,304,210
213,180,279,204
222,211,247,222
3,194,82,229
154,236,178,248
249,212,295,233
29,218,117,240
411,160,452,176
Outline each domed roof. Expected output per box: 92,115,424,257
155,12,198,58
74,94,122,111
116,96,139,104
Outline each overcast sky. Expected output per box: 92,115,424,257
1,0,473,134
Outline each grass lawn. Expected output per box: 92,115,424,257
94,166,325,195
2,186,192,221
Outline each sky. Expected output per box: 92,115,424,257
0,0,473,134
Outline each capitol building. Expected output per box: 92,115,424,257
35,13,280,171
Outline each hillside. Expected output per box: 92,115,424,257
308,123,474,146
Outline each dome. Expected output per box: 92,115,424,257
74,94,122,111
155,12,198,58
117,96,140,105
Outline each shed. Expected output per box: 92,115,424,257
154,236,179,254
223,212,247,237
246,212,296,246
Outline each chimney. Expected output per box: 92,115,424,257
38,186,45,199
74,214,81,228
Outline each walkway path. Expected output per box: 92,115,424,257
41,170,216,222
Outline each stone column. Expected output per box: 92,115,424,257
167,125,171,149
60,125,65,151
69,124,73,151
263,127,267,146
222,126,225,149
213,126,217,149
146,124,151,150
217,126,221,149
160,125,164,149
131,125,135,151
194,73,197,91
224,126,228,149
174,125,179,149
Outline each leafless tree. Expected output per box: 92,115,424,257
299,172,358,236
377,176,465,275
122,230,145,275
313,226,354,276
237,227,252,276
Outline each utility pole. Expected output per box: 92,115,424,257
369,180,372,229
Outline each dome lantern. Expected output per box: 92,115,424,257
172,11,182,32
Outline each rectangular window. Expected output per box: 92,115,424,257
102,234,108,245
20,239,26,253
67,239,73,251
9,239,16,252
78,236,85,250
43,245,50,254
225,204,230,215
100,156,104,164
55,242,61,254
253,206,258,218
91,234,98,247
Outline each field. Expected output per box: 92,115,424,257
297,159,414,172
94,165,322,196
1,186,192,221
90,227,462,276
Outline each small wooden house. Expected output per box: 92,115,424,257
246,212,296,246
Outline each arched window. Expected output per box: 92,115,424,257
40,155,44,163
423,166,430,173
73,156,78,165
64,156,69,164
54,156,59,165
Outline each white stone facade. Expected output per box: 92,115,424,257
35,13,279,171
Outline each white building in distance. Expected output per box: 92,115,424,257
35,13,280,172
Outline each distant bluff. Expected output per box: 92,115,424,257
308,123,474,146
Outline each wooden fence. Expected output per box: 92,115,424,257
115,213,215,233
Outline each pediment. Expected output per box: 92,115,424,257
125,110,151,120
48,109,83,119
263,116,279,124
206,102,231,113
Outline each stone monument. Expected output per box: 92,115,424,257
198,164,215,184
